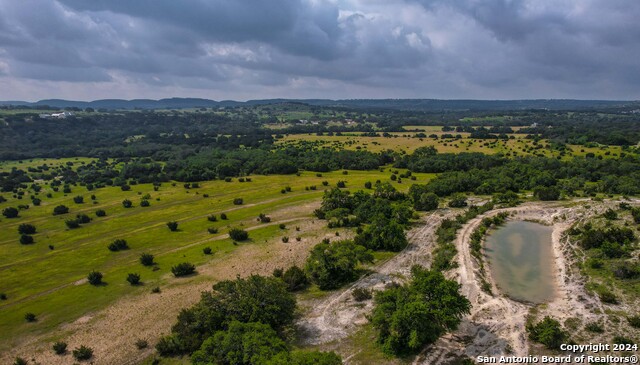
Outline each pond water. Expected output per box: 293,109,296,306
484,221,555,304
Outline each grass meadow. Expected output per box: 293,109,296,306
0,163,433,350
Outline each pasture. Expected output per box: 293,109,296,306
0,163,433,350
276,131,626,159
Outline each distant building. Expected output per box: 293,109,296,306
50,112,74,119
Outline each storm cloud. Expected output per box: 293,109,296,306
0,0,638,100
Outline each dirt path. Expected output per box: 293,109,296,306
1,204,327,365
296,212,449,346
417,201,618,364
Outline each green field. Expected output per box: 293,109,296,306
276,132,626,159
0,164,433,350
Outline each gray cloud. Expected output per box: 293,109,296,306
0,0,638,100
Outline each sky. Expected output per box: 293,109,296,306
0,0,639,101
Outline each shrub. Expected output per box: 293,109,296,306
151,286,161,293
72,345,94,361
279,223,286,229
108,239,129,252
207,227,219,234
48,245,54,250
448,193,468,208
598,289,618,304
24,312,37,322
135,339,148,350
336,181,346,188
526,316,567,349
140,199,150,207
19,234,34,245
282,236,289,243
364,181,372,189
73,195,84,204
203,247,213,255
18,223,36,235
65,219,80,229
155,334,183,356
172,262,196,277
228,228,249,241
95,209,106,217
140,253,155,266
0,293,7,300
207,214,217,222
220,213,228,220
272,268,283,278
122,199,133,208
32,197,41,206
258,213,271,223
585,322,604,333
322,181,329,186
602,208,618,220
53,205,69,215
628,315,640,328
87,271,103,285
13,357,27,365
612,336,634,345
281,266,308,291
233,198,243,205
166,221,178,231
53,341,68,355
76,213,91,224
352,287,373,301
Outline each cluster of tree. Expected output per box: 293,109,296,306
432,203,496,271
304,239,373,290
401,150,640,197
158,275,340,364
314,185,412,251
164,146,392,182
577,224,636,258
371,266,471,355
0,110,274,159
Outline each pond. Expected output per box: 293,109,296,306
484,221,555,304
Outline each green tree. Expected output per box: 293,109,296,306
3,207,19,218
355,216,408,252
87,271,103,285
448,193,468,208
17,223,36,234
127,273,141,285
172,262,196,277
163,275,296,354
229,228,249,241
416,192,439,211
371,266,471,356
140,253,155,266
167,221,179,231
53,205,69,215
281,266,308,292
305,240,373,290
191,321,288,365
526,316,567,349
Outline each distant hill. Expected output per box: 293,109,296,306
0,98,637,111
